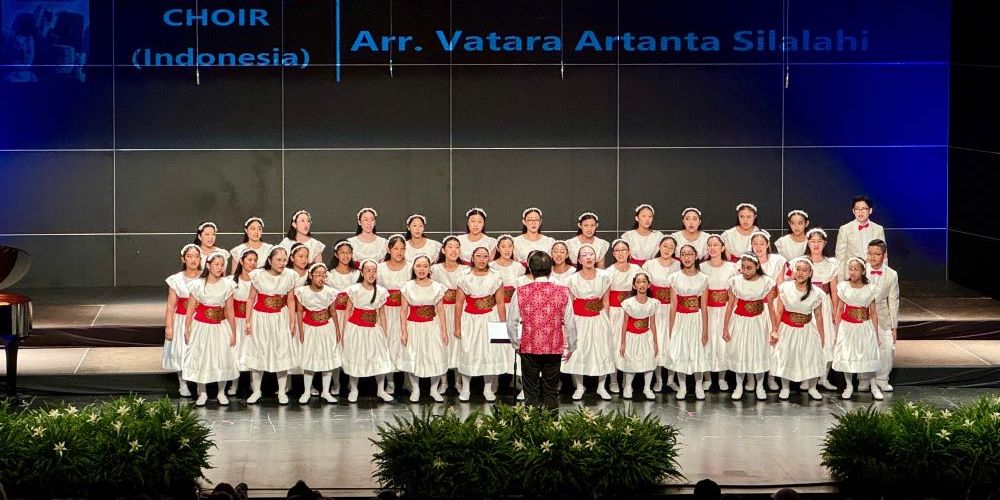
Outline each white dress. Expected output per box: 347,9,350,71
243,268,298,372
666,271,710,375
724,275,775,373
564,236,610,264
278,237,326,263
550,266,577,284
230,242,274,266
431,263,468,369
512,234,556,263
182,279,239,384
761,254,788,285
811,257,840,362
287,271,309,375
198,247,232,270
721,227,759,259
341,284,394,377
670,231,711,259
232,276,252,372
616,297,659,373
163,272,198,371
405,239,443,262
327,268,360,325
561,271,614,376
294,285,342,372
771,282,826,381
606,263,642,368
620,229,664,263
643,258,680,367
377,260,413,367
396,280,449,377
346,235,389,263
456,233,498,264
774,235,807,262
699,261,739,372
832,282,880,373
456,270,510,376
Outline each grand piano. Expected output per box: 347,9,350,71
0,246,32,398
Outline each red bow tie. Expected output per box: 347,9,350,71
870,270,882,276
858,223,870,231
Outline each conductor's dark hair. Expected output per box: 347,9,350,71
527,250,553,278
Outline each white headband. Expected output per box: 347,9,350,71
789,256,814,269
787,209,809,220
405,213,426,226
736,202,758,213
496,233,514,243
386,233,406,244
681,207,702,217
521,207,543,219
806,227,828,239
333,240,352,251
411,253,433,264
577,211,599,223
740,252,760,264
357,207,378,220
180,243,201,257
359,259,378,270
197,221,217,232
611,238,629,249
244,217,263,228
290,209,311,222
307,262,328,274
239,247,259,259
204,251,227,265
465,207,487,218
750,229,772,241
441,235,460,245
847,256,867,270
634,203,655,215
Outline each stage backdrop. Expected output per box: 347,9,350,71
0,0,950,287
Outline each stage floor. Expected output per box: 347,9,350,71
23,387,999,496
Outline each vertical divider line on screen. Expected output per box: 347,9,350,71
112,0,117,286
780,0,789,232
336,0,341,82
615,0,621,235
281,0,286,222
448,0,454,233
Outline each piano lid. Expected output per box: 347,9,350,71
0,246,31,291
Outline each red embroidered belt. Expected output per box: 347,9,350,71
608,290,629,308
303,308,331,327
781,310,813,328
649,285,671,304
334,292,349,311
572,298,603,317
734,299,764,317
464,295,497,314
385,288,402,307
254,293,287,313
628,257,647,266
407,305,437,322
194,304,224,324
841,305,870,324
233,299,247,319
442,288,457,304
348,308,377,327
502,286,515,304
174,296,189,315
626,315,650,334
813,281,832,295
707,289,729,307
675,295,701,314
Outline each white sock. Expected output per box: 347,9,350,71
376,374,386,392
430,375,441,393
598,375,607,389
321,372,332,394
624,372,636,390
251,370,263,394
276,371,288,395
196,383,206,395
572,374,584,390
302,371,315,395
643,371,653,390
735,373,745,388
408,374,420,392
349,376,359,393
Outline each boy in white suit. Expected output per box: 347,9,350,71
836,196,886,281
860,238,899,392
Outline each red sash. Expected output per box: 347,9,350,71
626,315,651,334
233,299,247,319
841,305,870,324
334,292,349,311
781,310,813,328
734,299,765,317
194,303,224,324
174,296,189,315
407,305,437,322
572,298,603,317
707,289,729,307
675,295,701,314
385,289,402,307
442,289,457,305
253,293,287,313
813,281,832,295
502,285,515,304
649,285,671,304
628,257,647,266
302,308,331,327
464,295,497,315
728,254,741,263
608,290,629,307
348,308,377,327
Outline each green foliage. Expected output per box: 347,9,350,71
0,396,214,497
822,395,1000,496
372,404,682,498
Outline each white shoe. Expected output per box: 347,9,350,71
841,386,854,399
179,384,192,398
483,389,497,402
652,380,663,392
226,383,238,396
430,391,444,403
808,388,823,400
702,379,712,390
321,393,338,404
377,390,394,402
516,390,525,401
217,393,230,406
643,389,655,400
675,387,687,400
409,391,420,403
609,383,620,394
622,387,633,399
572,388,585,400
778,388,790,400
755,385,767,400
880,382,894,392
820,380,838,391
246,392,262,404
299,393,311,404
348,390,359,403
310,387,320,396
332,383,341,394
731,386,744,400
459,390,470,402
195,393,208,406
278,393,289,405
744,376,754,391
596,388,612,401
767,378,779,391
694,385,705,400
871,384,884,401
718,379,729,391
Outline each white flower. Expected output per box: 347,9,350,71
87,413,98,424
905,402,917,410
513,439,525,450
65,406,78,416
963,419,974,428
179,437,190,448
116,405,129,416
134,397,145,405
624,426,633,436
432,458,446,469
606,422,614,431
631,415,641,424
498,420,508,428
31,425,46,438
570,440,583,450
937,429,951,441
940,409,953,418
129,440,143,453
586,439,597,450
112,420,123,433
540,440,553,453
146,407,157,417
486,430,498,441
991,412,1000,422
163,420,174,430
912,410,920,418
47,409,61,418
53,442,67,457
552,421,562,431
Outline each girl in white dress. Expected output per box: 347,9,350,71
227,248,258,396
549,241,577,283
431,236,466,393
666,244,711,400
230,217,273,274
377,235,413,393
720,203,760,262
398,255,450,403
561,244,615,400
642,236,680,392
620,204,663,266
699,234,737,392
774,210,810,262
833,257,882,400
243,247,299,405
456,208,498,265
454,246,508,402
182,252,238,406
770,258,827,401
617,272,659,400
164,244,202,397
285,243,310,393
564,212,609,269
806,228,840,391
194,221,231,269
606,239,643,393
348,207,389,264
341,260,394,403
512,207,556,265
490,235,526,392
750,230,787,391
404,214,442,263
279,210,326,264
294,263,342,405
722,253,776,400
326,240,359,395
670,208,711,259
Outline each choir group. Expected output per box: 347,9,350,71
163,197,900,406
